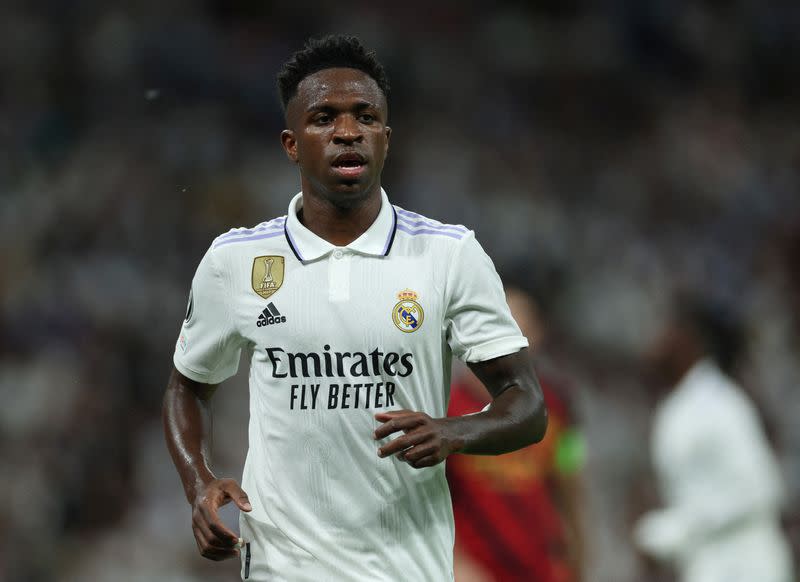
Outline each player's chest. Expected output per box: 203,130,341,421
232,252,444,352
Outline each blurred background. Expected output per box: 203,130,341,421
1,0,799,580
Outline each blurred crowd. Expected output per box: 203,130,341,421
1,1,799,580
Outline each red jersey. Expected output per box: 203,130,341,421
447,379,576,582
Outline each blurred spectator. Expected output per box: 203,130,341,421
633,296,794,582
448,287,586,582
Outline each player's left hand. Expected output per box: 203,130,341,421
374,410,463,469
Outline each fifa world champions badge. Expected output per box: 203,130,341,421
392,289,424,333
252,255,285,299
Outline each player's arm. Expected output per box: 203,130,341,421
163,366,251,560
374,348,546,467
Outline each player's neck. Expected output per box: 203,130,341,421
298,186,382,247
668,352,704,391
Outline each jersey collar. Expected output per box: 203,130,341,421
284,188,398,262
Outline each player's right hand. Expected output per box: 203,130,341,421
191,477,252,561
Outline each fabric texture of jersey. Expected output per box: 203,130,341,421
174,189,528,581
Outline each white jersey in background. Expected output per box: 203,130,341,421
173,188,528,581
634,359,794,582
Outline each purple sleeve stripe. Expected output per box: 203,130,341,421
213,230,285,248
395,208,468,232
215,217,286,241
395,207,424,219
395,224,465,239
396,215,467,233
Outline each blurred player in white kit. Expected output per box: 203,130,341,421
635,296,794,582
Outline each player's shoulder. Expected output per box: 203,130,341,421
207,215,288,256
392,204,474,249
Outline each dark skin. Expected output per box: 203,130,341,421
163,370,249,561
280,67,391,245
163,66,548,561
374,350,546,466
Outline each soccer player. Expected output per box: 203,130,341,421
163,35,547,581
634,297,794,582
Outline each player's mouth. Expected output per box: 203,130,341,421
331,152,367,179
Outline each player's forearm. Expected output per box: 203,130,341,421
454,349,547,455
451,382,547,455
162,367,217,504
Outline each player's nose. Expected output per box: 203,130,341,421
332,114,363,144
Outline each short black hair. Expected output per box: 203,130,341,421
277,35,390,110
674,294,744,373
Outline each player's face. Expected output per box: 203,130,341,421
281,68,391,208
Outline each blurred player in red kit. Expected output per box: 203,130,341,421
448,287,586,582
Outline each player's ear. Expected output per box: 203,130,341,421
281,129,298,163
384,126,391,158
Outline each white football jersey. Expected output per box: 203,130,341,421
174,189,528,581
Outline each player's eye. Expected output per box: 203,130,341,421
313,113,332,124
358,113,375,124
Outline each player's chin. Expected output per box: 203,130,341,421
332,178,365,190
327,181,372,206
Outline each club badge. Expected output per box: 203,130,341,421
392,289,424,333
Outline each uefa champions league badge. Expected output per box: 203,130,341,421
392,289,424,333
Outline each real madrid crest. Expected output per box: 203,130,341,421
392,289,424,333
251,255,285,299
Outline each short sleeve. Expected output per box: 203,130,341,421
173,247,242,384
444,233,529,362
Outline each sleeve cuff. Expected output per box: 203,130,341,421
461,336,529,363
173,352,232,385
633,509,693,559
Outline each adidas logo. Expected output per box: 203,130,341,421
257,302,287,327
